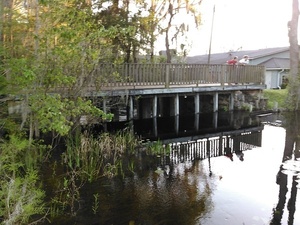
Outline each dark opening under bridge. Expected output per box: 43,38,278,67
75,63,266,122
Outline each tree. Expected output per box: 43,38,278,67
287,0,300,110
1,0,204,138
1,0,115,140
147,0,202,63
92,0,151,63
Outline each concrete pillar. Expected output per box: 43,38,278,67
229,111,234,126
158,97,164,117
153,117,158,137
128,96,134,120
213,92,218,112
102,99,107,114
152,95,157,118
175,115,179,135
174,94,179,116
229,92,234,111
194,113,199,131
213,111,218,129
194,93,200,114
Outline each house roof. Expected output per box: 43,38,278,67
186,46,289,65
258,57,290,69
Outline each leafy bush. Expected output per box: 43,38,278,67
263,89,288,110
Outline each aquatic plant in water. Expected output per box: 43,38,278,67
50,130,142,218
145,140,171,156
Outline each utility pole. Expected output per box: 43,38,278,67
207,4,215,64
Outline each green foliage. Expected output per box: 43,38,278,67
48,130,141,217
145,140,170,156
1,0,203,139
92,193,99,215
5,58,37,91
0,171,46,225
284,75,300,111
61,130,141,181
1,0,116,139
0,135,47,224
263,89,288,110
241,103,253,112
0,135,47,172
29,94,111,136
0,74,8,96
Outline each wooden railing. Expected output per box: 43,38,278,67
88,63,265,88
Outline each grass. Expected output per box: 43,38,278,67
262,89,288,110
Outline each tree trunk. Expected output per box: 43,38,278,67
149,0,156,62
165,3,174,63
288,0,300,110
0,1,2,46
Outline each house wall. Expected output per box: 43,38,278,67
265,70,289,89
265,71,273,89
271,71,280,88
250,50,290,89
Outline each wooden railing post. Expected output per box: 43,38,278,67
220,65,226,86
261,66,266,84
165,64,170,88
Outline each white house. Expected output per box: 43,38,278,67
186,46,291,89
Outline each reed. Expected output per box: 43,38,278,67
145,140,170,156
50,130,142,217
92,193,99,215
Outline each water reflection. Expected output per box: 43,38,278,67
164,128,262,164
270,112,300,225
68,160,213,225
46,112,300,225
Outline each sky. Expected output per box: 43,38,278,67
173,0,295,56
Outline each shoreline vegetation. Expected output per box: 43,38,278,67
262,89,288,111
0,126,166,224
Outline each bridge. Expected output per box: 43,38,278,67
61,63,266,122
85,63,265,90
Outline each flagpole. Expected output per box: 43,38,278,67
207,5,215,64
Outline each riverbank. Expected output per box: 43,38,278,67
262,89,288,111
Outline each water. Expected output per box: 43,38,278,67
47,112,300,225
201,125,298,225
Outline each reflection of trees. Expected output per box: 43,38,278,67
271,165,288,224
130,161,213,225
92,160,213,225
270,112,299,225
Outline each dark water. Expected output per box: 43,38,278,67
49,112,300,225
